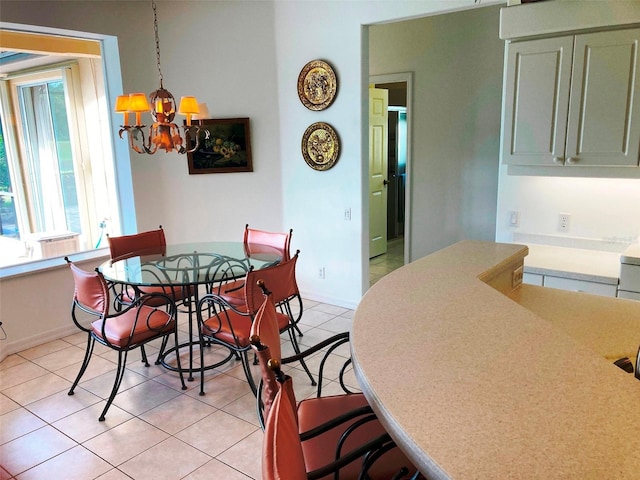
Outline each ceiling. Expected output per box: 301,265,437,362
0,51,69,77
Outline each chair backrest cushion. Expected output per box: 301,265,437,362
108,228,166,260
69,262,109,315
250,294,282,419
262,375,306,480
244,225,292,261
244,253,299,314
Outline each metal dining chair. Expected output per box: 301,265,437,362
212,224,293,310
106,226,192,310
252,288,421,480
196,251,314,396
65,258,186,421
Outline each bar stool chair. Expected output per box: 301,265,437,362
251,287,422,480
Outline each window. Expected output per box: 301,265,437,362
0,31,123,269
0,115,19,239
15,73,81,234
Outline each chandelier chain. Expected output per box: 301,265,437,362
152,0,164,88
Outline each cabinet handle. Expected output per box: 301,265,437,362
553,157,564,164
566,157,578,164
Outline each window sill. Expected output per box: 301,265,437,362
0,248,110,280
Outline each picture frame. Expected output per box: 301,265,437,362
187,117,253,174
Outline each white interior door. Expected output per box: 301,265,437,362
369,86,388,258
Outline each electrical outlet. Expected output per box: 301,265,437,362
318,267,325,279
344,208,351,221
558,213,571,232
512,265,523,288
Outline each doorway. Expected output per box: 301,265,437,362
368,74,411,286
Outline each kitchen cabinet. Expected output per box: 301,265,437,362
523,272,617,297
502,28,640,167
542,275,618,297
618,244,640,300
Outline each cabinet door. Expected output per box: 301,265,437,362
543,275,618,297
565,29,640,166
502,37,573,166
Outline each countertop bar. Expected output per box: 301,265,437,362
351,240,640,479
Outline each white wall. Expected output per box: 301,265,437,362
496,172,640,250
369,5,504,261
273,0,501,305
0,0,499,358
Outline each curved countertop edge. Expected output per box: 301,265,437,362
351,240,640,479
351,361,450,480
351,241,529,479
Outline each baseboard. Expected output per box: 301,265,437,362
0,323,80,363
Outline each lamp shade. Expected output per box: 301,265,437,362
128,93,151,112
178,96,200,126
114,95,130,113
178,96,200,115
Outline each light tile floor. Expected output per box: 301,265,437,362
369,236,405,286
0,244,402,480
0,299,358,480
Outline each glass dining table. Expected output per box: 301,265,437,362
99,241,282,380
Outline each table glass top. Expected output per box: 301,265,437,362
99,241,281,286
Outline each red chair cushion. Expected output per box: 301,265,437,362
262,375,307,480
201,309,289,348
298,393,411,479
121,285,191,307
92,305,175,348
216,279,247,307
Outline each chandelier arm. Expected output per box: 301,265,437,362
183,126,209,154
121,126,149,154
144,125,160,154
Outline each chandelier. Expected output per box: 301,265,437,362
114,0,206,155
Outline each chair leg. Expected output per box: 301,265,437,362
99,350,129,421
240,350,258,396
171,330,186,391
155,336,169,365
282,303,304,338
69,334,95,395
288,330,316,386
140,345,150,367
199,335,206,396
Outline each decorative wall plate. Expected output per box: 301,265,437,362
297,60,337,111
301,122,340,171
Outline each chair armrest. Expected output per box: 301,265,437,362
299,405,374,441
281,332,354,396
281,332,350,363
306,432,398,480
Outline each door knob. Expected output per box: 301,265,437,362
383,179,389,186
566,157,578,164
553,157,564,164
